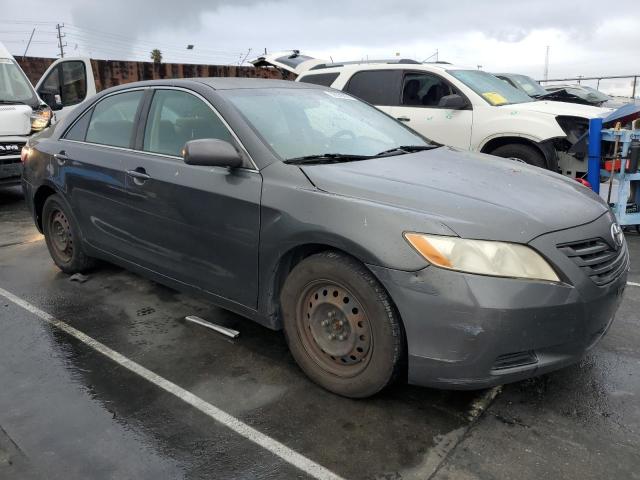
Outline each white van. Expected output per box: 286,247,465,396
252,52,612,176
0,43,94,186
0,43,52,186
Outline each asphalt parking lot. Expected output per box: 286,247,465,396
1,184,639,480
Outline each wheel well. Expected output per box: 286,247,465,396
480,136,548,166
33,185,56,231
268,244,336,323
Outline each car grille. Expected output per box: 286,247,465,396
0,142,24,157
558,238,629,286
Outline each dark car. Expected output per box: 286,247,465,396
21,78,628,398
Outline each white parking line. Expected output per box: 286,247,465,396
628,281,640,287
0,286,344,480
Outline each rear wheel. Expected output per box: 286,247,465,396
280,251,404,398
42,194,95,274
491,143,546,169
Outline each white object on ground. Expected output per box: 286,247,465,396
185,315,240,339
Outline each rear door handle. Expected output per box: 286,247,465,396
396,116,411,122
126,168,151,184
53,151,69,165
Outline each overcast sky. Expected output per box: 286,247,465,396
1,0,638,96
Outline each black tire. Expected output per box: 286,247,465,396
42,194,95,274
491,143,546,169
280,251,404,398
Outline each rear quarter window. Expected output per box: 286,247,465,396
344,70,401,106
64,110,91,141
85,90,144,148
298,73,340,87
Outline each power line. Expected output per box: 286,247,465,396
2,19,254,65
0,20,59,26
65,33,241,60
65,24,244,56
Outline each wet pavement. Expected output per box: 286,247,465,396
0,184,639,479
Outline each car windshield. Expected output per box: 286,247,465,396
448,70,532,106
223,87,431,161
504,74,547,98
578,86,610,101
0,58,38,106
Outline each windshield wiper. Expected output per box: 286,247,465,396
374,145,439,157
284,153,373,165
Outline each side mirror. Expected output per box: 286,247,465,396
183,139,243,168
39,90,63,111
438,94,467,110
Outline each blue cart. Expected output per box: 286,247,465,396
587,118,640,229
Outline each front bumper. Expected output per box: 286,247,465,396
0,154,22,185
1,136,28,185
368,212,628,390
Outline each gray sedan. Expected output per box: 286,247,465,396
21,78,628,397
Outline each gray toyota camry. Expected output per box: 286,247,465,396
21,78,628,398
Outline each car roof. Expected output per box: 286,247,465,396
300,62,470,76
194,77,319,90
101,77,322,94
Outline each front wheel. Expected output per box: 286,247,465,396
280,251,404,398
491,143,546,169
42,194,95,274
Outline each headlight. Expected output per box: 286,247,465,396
555,116,588,144
404,233,560,282
30,105,53,133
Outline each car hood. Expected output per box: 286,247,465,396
300,147,608,243
0,104,31,136
499,100,612,118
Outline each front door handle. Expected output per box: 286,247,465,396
396,116,411,122
126,168,151,184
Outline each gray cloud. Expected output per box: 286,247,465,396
1,0,638,84
64,0,634,47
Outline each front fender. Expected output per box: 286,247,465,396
255,162,457,324
471,107,566,152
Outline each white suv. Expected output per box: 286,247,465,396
253,53,612,175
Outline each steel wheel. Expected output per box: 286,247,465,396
296,280,373,377
48,209,74,263
281,251,405,397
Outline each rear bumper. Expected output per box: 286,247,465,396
367,214,628,390
21,178,39,229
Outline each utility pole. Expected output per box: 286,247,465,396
22,28,36,59
544,46,550,81
239,48,252,66
56,23,67,58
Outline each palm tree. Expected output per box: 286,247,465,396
150,49,162,64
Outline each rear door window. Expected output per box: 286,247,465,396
85,90,144,148
143,89,234,157
343,70,401,106
298,73,339,87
